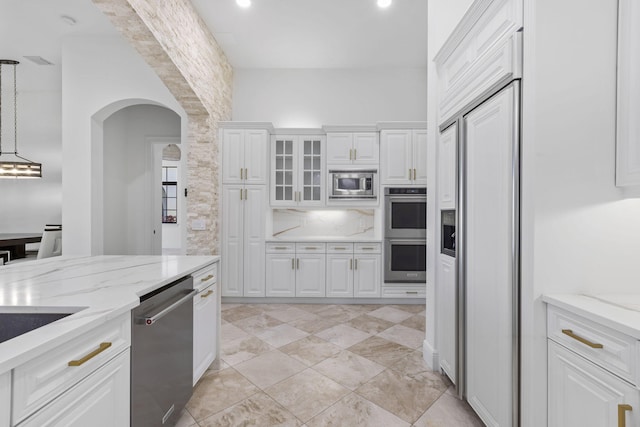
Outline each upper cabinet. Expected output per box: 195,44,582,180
325,129,379,166
438,124,457,209
616,0,640,187
380,126,428,186
271,133,325,207
220,123,272,185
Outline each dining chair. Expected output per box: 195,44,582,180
37,229,62,259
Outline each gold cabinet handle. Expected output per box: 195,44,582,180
297,258,300,269
244,189,248,200
619,404,632,427
200,274,214,282
304,246,317,250
406,291,418,295
68,342,112,367
334,247,347,250
354,259,358,270
413,168,417,180
349,148,353,160
409,168,412,180
350,259,353,270
292,258,295,270
354,149,357,160
274,246,288,250
361,247,375,250
561,329,603,349
240,189,243,200
240,168,243,180
201,290,214,298
245,168,248,179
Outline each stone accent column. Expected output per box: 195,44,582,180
93,0,232,255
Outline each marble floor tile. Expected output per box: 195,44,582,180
265,368,350,422
267,306,319,322
314,305,362,323
221,323,250,343
389,350,449,388
347,314,395,334
355,369,444,424
279,335,342,366
204,359,229,375
306,393,410,427
377,324,425,349
315,324,371,348
389,303,426,314
312,350,385,390
233,350,307,389
175,409,197,427
221,305,262,323
294,303,338,314
400,313,426,332
413,393,485,427
222,335,274,366
367,306,415,323
233,313,283,335
288,315,341,334
255,323,309,348
347,336,414,367
186,367,259,421
221,303,241,311
198,391,303,427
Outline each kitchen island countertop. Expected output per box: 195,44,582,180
0,255,218,373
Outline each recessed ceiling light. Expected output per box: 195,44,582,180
236,0,251,8
377,0,392,8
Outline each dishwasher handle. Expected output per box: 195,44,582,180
141,289,197,326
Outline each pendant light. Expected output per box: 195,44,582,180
0,60,42,178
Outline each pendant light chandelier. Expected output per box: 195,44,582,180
0,59,42,178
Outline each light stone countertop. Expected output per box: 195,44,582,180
0,255,219,373
543,294,640,339
267,236,382,243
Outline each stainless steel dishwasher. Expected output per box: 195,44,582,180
131,275,196,427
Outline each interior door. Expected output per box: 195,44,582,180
463,82,519,427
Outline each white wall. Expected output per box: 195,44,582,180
425,0,474,369
0,89,62,233
103,105,180,255
232,68,427,126
62,35,188,255
521,0,640,425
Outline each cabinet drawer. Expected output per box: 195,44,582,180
194,283,217,308
266,243,295,253
355,243,381,253
295,243,326,253
381,286,426,298
548,306,638,385
193,262,218,292
327,243,354,253
13,312,131,424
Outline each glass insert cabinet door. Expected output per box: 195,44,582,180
271,135,324,206
301,138,322,202
273,138,295,202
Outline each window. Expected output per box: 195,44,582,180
162,166,178,223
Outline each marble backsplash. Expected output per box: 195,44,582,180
271,209,376,239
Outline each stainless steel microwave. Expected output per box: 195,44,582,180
329,169,377,199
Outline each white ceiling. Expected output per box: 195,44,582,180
0,0,426,92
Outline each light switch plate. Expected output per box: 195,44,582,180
191,219,206,231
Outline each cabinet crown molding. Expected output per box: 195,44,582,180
272,128,325,135
377,121,428,130
218,121,274,132
323,125,378,133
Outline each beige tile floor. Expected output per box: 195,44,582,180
178,303,484,427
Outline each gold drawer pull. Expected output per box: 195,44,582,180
334,247,347,250
360,247,375,250
201,290,214,298
68,342,112,367
200,274,214,282
561,329,603,349
274,246,289,250
406,291,418,295
304,246,318,250
619,404,632,427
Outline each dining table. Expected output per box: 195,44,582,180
0,233,43,260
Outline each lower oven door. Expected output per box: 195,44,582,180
384,239,426,283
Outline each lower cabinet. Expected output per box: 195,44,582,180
1,372,9,427
437,254,456,384
548,341,639,427
193,282,218,385
296,252,326,297
19,349,130,427
265,243,326,297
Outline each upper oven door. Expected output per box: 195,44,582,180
385,195,427,238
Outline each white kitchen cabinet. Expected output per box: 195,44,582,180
296,253,326,297
438,124,457,209
18,349,130,427
271,135,325,207
548,341,639,427
1,372,9,427
326,132,379,166
326,243,380,298
353,254,381,297
193,282,218,385
221,185,266,297
380,129,427,185
265,251,297,297
437,254,456,385
326,253,354,297
222,128,269,185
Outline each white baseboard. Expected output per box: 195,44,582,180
423,339,439,371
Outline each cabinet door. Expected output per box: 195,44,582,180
222,186,244,296
437,255,456,384
194,284,217,385
0,372,8,427
413,130,428,185
548,341,640,427
244,130,268,184
222,129,245,184
326,133,353,165
244,186,266,296
266,254,296,297
354,255,381,297
326,254,354,297
438,125,457,209
380,130,412,185
299,137,324,206
20,350,130,427
353,132,379,165
296,254,326,297
271,137,297,205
